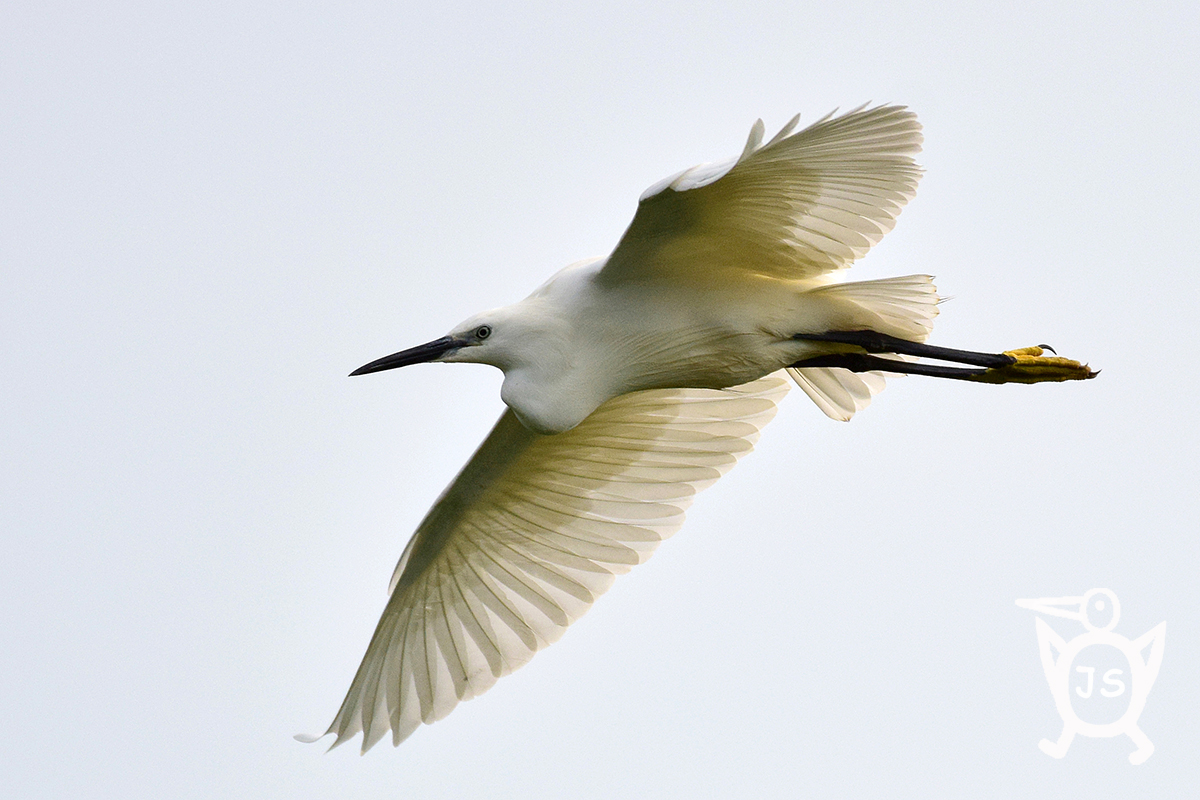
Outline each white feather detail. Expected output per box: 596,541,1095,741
811,274,941,342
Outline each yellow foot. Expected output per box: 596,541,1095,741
964,346,1098,384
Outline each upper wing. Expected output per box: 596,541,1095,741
599,105,923,286
313,373,790,752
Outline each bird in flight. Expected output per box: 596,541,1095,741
300,105,1095,752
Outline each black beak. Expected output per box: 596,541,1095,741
350,335,462,376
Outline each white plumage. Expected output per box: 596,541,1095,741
301,104,1091,752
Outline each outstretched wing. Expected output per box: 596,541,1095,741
599,105,923,286
309,373,790,752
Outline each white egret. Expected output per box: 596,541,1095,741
302,105,1094,752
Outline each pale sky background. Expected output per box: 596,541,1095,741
4,1,1198,798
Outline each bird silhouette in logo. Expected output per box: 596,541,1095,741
1016,589,1165,764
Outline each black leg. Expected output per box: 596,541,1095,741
792,330,1017,368
789,353,992,382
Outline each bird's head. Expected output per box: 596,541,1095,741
350,300,571,376
350,311,503,377
350,297,601,434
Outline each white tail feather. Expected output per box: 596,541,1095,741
788,367,887,422
810,274,940,341
791,274,940,420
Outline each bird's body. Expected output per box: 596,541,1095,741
453,257,926,434
303,105,1094,752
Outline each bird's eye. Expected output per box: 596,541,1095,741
475,325,492,340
